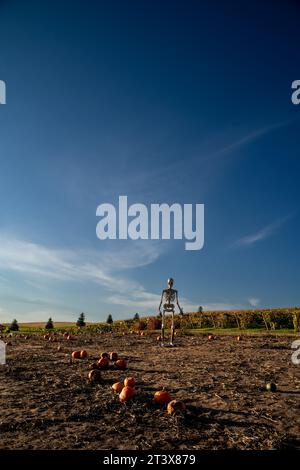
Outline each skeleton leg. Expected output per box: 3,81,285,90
170,310,175,345
161,310,166,345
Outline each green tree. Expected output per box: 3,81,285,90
45,317,54,330
106,314,113,325
198,306,203,313
10,319,19,331
76,312,86,327
134,312,139,320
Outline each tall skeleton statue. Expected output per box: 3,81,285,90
158,278,183,346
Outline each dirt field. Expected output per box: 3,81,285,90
0,331,299,450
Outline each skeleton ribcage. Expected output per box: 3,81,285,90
163,289,176,303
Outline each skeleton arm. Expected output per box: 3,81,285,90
158,290,164,314
175,290,183,314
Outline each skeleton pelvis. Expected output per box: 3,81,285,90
163,304,175,312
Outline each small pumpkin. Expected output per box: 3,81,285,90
98,357,109,369
119,386,136,402
72,351,81,359
80,350,88,359
88,369,102,383
124,377,136,387
153,390,172,405
101,352,110,359
114,359,127,370
265,382,277,392
112,382,123,393
110,352,118,361
167,400,187,415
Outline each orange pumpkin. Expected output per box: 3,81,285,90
110,352,118,361
80,350,88,358
119,386,136,402
153,390,172,405
112,382,123,393
98,357,109,369
115,359,127,370
167,400,187,415
124,377,136,387
88,369,102,383
72,351,81,359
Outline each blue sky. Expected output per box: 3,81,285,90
0,0,300,323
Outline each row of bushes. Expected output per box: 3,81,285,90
109,308,300,332
2,309,299,334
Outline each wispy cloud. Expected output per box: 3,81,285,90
0,235,162,292
0,235,166,318
232,214,294,248
209,121,287,160
0,235,236,318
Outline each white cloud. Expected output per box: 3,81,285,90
0,235,240,319
248,297,260,307
0,235,162,293
0,235,165,319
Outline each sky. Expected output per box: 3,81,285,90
0,0,300,323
